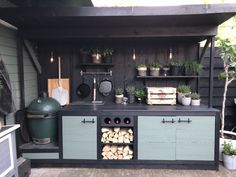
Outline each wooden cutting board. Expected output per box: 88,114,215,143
48,79,70,104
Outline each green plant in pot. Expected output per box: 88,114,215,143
150,63,161,76
126,86,136,104
222,142,236,170
115,88,124,104
170,60,183,76
134,89,146,103
184,60,203,75
89,48,102,64
190,92,200,106
177,84,191,104
102,48,114,63
137,64,147,76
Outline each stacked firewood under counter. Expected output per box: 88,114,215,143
101,127,134,160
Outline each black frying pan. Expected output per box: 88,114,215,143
76,77,91,98
99,77,113,96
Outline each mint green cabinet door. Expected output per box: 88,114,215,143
62,116,97,159
138,116,176,160
176,116,215,161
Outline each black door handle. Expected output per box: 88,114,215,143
178,118,192,123
162,118,175,123
81,118,95,124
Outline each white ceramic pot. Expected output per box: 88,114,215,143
223,154,236,170
191,99,200,106
182,96,191,106
219,138,236,161
115,94,124,104
137,67,147,76
177,92,191,104
150,68,160,76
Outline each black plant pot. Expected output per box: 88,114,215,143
127,94,135,104
170,65,183,76
103,55,112,63
184,68,196,76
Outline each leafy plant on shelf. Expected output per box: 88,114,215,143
190,92,200,100
115,88,124,96
150,63,161,69
135,89,146,100
102,48,114,57
223,142,236,155
126,86,135,95
177,84,191,93
217,37,236,138
184,60,203,75
170,60,183,66
137,64,147,69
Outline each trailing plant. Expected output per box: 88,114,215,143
170,60,183,66
184,60,203,74
115,88,124,95
177,84,191,93
126,86,135,95
134,89,146,99
217,37,236,138
190,92,200,100
223,142,236,155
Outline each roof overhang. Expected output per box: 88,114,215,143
0,4,235,41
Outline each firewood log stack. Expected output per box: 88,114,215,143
102,145,133,160
101,128,133,143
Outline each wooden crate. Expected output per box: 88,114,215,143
146,87,176,105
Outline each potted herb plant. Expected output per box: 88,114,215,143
177,84,191,104
184,60,203,76
115,88,124,104
150,63,161,76
102,48,114,63
137,64,147,76
182,94,191,106
89,48,102,64
126,86,136,104
170,60,183,76
223,142,236,170
191,92,201,106
134,89,146,103
217,38,236,161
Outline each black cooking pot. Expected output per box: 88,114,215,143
76,77,91,98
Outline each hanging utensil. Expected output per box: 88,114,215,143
76,76,91,98
50,56,69,106
98,74,113,96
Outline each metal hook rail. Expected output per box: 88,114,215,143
80,70,112,76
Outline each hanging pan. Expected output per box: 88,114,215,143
76,77,91,98
99,76,113,96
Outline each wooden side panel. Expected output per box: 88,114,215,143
138,116,176,160
62,116,97,160
176,116,215,161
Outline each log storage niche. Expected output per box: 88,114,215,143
100,116,135,160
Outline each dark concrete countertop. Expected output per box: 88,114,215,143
59,102,219,117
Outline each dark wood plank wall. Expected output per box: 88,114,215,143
38,40,236,129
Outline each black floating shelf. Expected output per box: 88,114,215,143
79,63,114,67
102,143,133,146
136,75,201,79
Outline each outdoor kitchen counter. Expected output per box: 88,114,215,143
59,102,219,116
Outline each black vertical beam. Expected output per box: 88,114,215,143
17,33,25,109
208,37,215,108
197,43,200,93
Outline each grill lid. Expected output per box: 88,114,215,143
27,97,60,115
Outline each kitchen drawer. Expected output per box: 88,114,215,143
62,116,97,160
